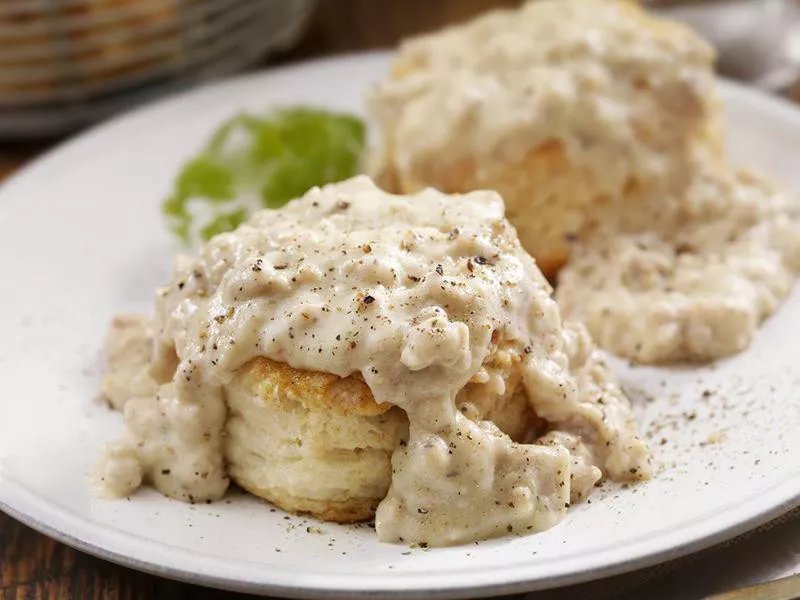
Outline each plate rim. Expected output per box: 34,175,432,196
2,476,799,599
1,50,800,599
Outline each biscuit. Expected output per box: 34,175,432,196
224,344,543,522
369,0,723,279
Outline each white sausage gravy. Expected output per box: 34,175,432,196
96,176,650,546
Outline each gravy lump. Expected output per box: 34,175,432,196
368,0,719,196
97,176,649,546
556,166,800,364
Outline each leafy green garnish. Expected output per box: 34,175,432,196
163,107,366,244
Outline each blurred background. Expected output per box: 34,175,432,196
0,0,799,191
0,0,798,142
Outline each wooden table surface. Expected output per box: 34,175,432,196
0,2,798,599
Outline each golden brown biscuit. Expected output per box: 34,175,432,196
369,0,723,280
224,344,543,523
225,357,408,523
97,178,651,544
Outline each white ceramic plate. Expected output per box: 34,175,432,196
1,52,799,599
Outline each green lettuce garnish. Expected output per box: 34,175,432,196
163,107,366,243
